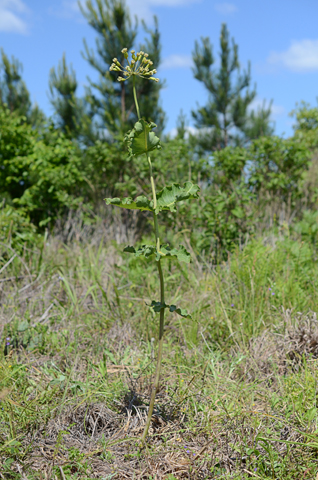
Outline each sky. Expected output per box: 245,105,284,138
1,0,318,137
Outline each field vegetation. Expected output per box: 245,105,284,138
2,227,318,479
2,1,318,478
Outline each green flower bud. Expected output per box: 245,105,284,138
110,50,159,84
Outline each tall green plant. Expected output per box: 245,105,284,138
105,49,200,442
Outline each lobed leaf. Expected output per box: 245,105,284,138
105,195,153,211
124,119,161,157
155,182,200,213
168,305,192,318
124,244,190,263
124,244,156,258
105,182,200,214
158,244,191,263
148,301,192,318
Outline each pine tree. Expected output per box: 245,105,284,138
0,49,31,117
191,24,272,150
241,100,274,142
49,53,78,134
0,49,45,127
176,109,187,139
79,0,165,138
49,53,93,141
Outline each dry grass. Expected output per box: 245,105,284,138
2,235,318,478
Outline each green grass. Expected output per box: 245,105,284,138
1,233,318,479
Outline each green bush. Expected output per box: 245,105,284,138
0,204,39,249
248,135,311,203
0,107,35,203
292,102,318,150
0,107,84,227
15,127,84,227
196,184,255,260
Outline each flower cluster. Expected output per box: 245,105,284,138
184,446,196,457
109,48,159,83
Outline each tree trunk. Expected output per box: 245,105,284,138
223,113,228,148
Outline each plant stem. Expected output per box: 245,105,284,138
141,241,165,444
140,161,165,443
147,153,161,251
132,80,166,443
133,77,141,120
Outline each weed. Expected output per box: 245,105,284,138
106,49,199,442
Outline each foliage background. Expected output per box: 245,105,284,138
2,2,318,478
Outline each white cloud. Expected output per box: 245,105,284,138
249,97,285,120
56,0,201,24
49,1,83,21
271,104,285,118
0,0,29,34
268,39,318,72
214,3,238,14
161,54,193,70
65,1,80,13
126,0,201,22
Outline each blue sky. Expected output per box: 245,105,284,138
1,0,318,137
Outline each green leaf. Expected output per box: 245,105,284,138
148,301,192,319
149,301,166,313
125,119,161,157
168,305,192,318
156,182,200,213
124,244,191,263
124,244,156,258
231,207,244,218
105,195,153,212
158,245,191,263
305,407,317,422
17,320,29,332
105,182,200,214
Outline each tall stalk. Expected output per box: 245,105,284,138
107,49,199,445
132,78,166,442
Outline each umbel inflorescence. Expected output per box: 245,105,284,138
109,48,159,83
